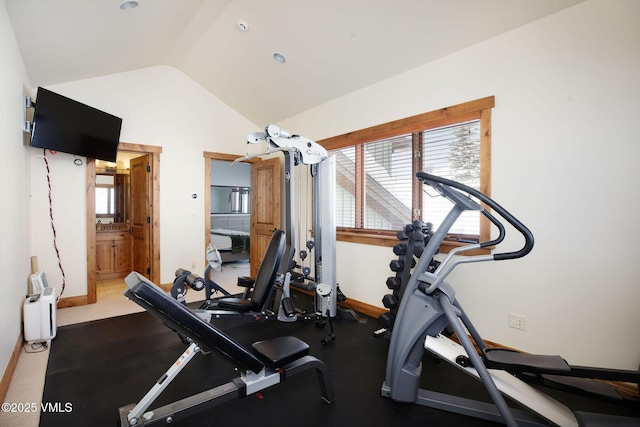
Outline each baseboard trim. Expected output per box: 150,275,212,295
339,298,386,319
57,294,89,308
292,286,386,319
0,334,23,403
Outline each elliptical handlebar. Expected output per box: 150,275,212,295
416,172,534,261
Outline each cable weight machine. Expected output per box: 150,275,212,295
235,125,360,341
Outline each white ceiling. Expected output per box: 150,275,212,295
6,0,584,125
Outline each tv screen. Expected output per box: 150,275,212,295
30,87,122,162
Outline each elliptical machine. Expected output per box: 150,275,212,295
382,172,640,427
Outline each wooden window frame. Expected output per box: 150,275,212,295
318,96,494,254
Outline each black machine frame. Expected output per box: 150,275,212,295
119,271,334,426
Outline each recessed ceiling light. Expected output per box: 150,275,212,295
273,52,286,64
119,1,139,11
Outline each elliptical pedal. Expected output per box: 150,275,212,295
483,348,571,373
540,374,623,401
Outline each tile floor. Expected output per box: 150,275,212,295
0,263,250,427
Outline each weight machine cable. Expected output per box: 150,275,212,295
297,166,302,266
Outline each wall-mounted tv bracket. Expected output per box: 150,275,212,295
23,95,35,134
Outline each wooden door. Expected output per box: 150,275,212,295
130,155,152,278
250,157,281,277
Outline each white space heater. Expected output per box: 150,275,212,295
24,272,57,343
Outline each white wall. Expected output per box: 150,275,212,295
0,0,32,378
30,66,258,298
282,0,640,370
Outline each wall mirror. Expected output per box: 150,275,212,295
95,170,129,225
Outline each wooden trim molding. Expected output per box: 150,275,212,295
119,142,163,153
203,152,257,267
150,151,161,284
0,334,23,403
319,96,494,150
338,298,386,319
203,151,258,162
86,159,97,304
57,295,89,308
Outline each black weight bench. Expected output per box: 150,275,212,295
119,271,335,426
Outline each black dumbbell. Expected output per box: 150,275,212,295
378,312,395,328
386,276,401,290
393,243,407,256
382,294,398,309
411,229,425,241
396,229,409,240
389,259,404,272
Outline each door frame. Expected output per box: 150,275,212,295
203,152,258,268
86,142,162,304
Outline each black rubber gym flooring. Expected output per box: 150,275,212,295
41,297,640,426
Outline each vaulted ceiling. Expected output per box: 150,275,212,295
6,0,584,125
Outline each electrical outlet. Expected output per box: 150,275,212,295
508,313,526,331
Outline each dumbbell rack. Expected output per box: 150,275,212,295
374,221,438,339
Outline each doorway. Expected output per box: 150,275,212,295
204,152,281,278
86,142,161,304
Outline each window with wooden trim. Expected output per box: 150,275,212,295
96,174,117,216
95,172,129,223
319,97,494,251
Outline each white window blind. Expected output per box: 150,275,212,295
329,119,483,238
334,146,356,228
421,119,480,236
322,97,493,247
363,134,413,230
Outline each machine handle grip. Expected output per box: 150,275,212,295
416,172,534,261
186,273,205,291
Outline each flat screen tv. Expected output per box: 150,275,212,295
30,87,122,162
